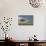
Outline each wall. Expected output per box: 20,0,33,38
44,15,46,40
0,0,46,40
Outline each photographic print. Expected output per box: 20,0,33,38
18,15,33,25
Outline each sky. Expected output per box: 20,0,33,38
19,15,33,20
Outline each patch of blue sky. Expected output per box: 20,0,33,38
19,15,33,20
